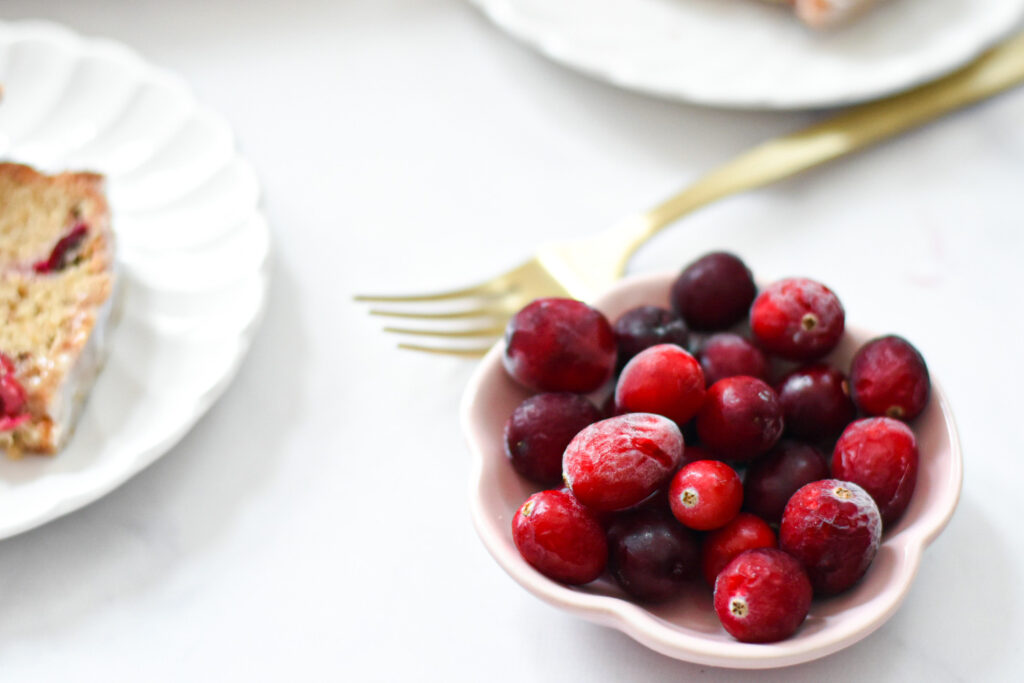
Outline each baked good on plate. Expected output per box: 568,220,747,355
0,163,117,455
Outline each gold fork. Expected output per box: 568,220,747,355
357,31,1024,357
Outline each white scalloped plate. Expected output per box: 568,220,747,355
0,21,269,539
471,0,1024,109
464,272,962,668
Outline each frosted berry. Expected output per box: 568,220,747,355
615,344,706,426
607,509,700,602
669,460,743,531
701,513,777,586
563,413,684,512
697,376,783,461
504,393,602,485
776,364,855,441
743,441,828,524
670,252,756,331
613,306,689,370
850,336,930,421
503,298,615,393
714,548,812,643
780,480,882,595
750,278,845,361
697,333,768,386
832,417,919,525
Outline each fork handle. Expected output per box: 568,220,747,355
614,30,1024,266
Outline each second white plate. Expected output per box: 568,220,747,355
471,0,1024,109
0,21,269,539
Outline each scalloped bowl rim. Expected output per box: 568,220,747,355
463,271,962,669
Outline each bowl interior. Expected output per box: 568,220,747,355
464,272,962,668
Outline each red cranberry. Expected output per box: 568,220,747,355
750,278,845,361
504,393,602,485
701,513,777,586
780,480,882,595
512,489,607,585
33,221,88,273
503,298,616,393
776,364,855,441
615,344,706,426
670,252,756,331
697,333,768,386
832,418,919,525
714,548,812,643
607,509,700,602
850,336,930,421
697,377,783,461
743,441,828,524
669,460,743,531
613,306,689,371
563,413,683,512
0,353,28,430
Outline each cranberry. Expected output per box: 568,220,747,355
697,333,768,386
33,221,89,273
607,509,700,602
503,298,616,393
850,336,930,421
669,460,743,531
832,418,919,525
512,489,607,585
743,441,828,524
750,278,845,361
0,353,28,431
615,344,706,426
776,364,855,441
613,306,689,371
504,393,602,485
714,548,812,643
697,377,783,461
670,252,756,331
780,480,882,595
563,413,684,512
701,513,777,586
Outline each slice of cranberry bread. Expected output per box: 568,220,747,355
0,162,116,455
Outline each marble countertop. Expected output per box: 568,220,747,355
0,1,1020,680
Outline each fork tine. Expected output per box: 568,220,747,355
368,307,503,320
353,281,500,303
398,343,492,357
382,325,506,339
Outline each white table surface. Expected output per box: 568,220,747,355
0,1,1020,681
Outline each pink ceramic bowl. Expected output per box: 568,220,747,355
462,272,962,669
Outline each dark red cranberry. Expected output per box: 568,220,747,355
503,393,602,485
750,278,845,361
697,333,768,386
34,222,88,273
780,480,882,595
850,336,930,421
669,460,743,531
615,344,706,426
613,306,689,371
503,298,616,393
776,364,855,441
697,377,783,461
743,441,828,524
832,418,919,525
714,548,812,643
701,513,777,586
670,252,756,331
563,413,683,511
512,489,607,585
607,509,700,602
